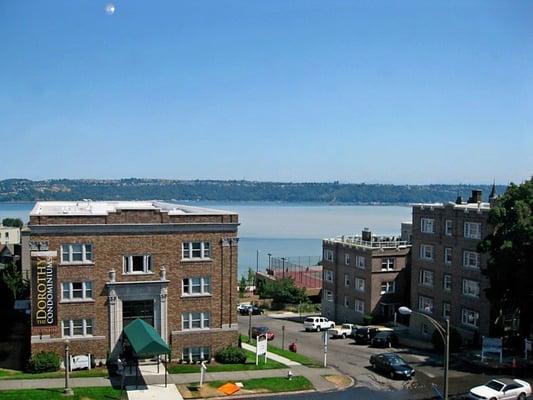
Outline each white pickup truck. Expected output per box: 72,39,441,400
329,323,357,339
303,316,335,332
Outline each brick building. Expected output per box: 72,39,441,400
28,201,239,363
409,189,494,341
321,226,412,324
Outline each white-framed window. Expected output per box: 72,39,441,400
420,244,434,261
445,220,453,236
444,248,453,265
182,312,210,330
182,242,211,260
461,308,480,328
355,277,365,292
123,255,152,274
421,218,435,233
462,279,480,298
443,274,452,292
60,244,93,264
183,346,211,362
421,323,431,337
182,277,211,296
464,222,482,239
344,253,351,265
325,290,333,302
418,296,433,314
380,281,396,294
356,256,366,269
419,269,434,287
324,249,334,262
61,281,93,301
354,299,365,314
344,274,350,287
62,319,93,337
443,302,451,319
343,295,349,307
381,258,395,271
324,270,334,283
463,251,480,269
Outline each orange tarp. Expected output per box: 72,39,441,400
217,382,241,395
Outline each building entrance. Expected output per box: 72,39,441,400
123,300,154,327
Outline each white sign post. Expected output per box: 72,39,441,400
256,335,268,365
199,361,207,387
322,330,328,367
481,337,503,363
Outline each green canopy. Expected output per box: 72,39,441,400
123,318,171,358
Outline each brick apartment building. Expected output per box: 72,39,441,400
409,189,494,341
321,226,412,324
28,201,239,363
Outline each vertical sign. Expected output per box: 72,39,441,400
256,335,268,365
31,251,58,326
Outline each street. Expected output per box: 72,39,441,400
238,313,515,398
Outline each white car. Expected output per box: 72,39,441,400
469,378,531,400
329,323,357,339
303,316,335,332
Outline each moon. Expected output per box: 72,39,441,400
105,3,116,15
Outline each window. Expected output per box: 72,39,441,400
61,244,93,264
461,308,480,328
420,244,434,261
61,281,93,301
418,296,433,314
462,279,480,298
421,218,435,233
62,319,93,337
443,274,452,292
343,296,349,307
182,312,210,330
123,255,152,274
355,277,365,292
325,290,333,302
324,270,334,283
463,251,480,269
445,220,453,236
182,242,211,260
324,249,333,262
183,346,211,362
464,222,482,239
354,299,365,314
182,277,211,296
381,258,395,271
344,274,350,287
444,248,453,265
443,302,451,319
419,269,434,287
344,253,351,265
380,281,395,294
356,256,365,269
5,232,9,238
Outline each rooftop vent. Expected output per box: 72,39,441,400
467,190,483,204
362,228,372,242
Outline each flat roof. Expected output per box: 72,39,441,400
411,201,491,211
30,201,236,216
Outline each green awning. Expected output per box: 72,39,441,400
123,318,171,358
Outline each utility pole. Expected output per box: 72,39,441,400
63,339,73,396
281,258,286,279
248,309,253,341
282,325,286,350
255,250,260,290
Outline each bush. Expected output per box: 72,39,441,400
432,327,462,353
215,346,246,364
362,314,374,325
28,351,61,373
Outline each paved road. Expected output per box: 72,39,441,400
238,313,516,398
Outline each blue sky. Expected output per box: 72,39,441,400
1,1,532,184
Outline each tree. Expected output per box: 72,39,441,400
238,276,247,298
1,218,23,228
247,268,255,287
478,177,533,337
256,277,308,309
0,262,28,300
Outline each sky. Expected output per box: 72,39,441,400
1,1,532,184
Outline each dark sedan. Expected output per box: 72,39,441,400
251,326,275,341
239,305,264,315
354,327,380,344
369,353,415,380
370,331,399,348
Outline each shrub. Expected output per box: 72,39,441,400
432,327,462,353
215,346,246,364
362,314,373,325
28,351,61,373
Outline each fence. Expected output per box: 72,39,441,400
267,256,322,289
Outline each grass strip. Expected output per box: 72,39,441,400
209,376,313,393
0,368,109,380
0,387,123,400
242,336,320,367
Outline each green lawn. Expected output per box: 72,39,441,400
167,349,285,374
0,367,109,380
209,376,313,393
242,336,320,367
0,387,124,400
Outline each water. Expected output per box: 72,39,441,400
0,202,411,278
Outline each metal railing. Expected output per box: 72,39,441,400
324,236,410,249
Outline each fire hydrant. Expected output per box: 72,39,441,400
289,342,297,353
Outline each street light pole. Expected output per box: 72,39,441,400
267,253,272,271
255,250,260,290
64,339,73,396
444,318,450,400
281,258,286,279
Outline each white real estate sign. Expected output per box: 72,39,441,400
481,337,502,363
256,336,268,365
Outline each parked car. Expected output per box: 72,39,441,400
303,317,335,332
237,304,252,313
251,326,275,341
370,331,399,348
369,353,415,380
329,323,357,339
354,326,381,344
469,378,531,400
239,305,264,315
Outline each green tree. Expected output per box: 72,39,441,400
247,268,255,286
1,262,28,300
1,218,23,228
478,177,533,336
239,276,247,298
257,277,308,309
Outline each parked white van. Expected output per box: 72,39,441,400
303,317,335,332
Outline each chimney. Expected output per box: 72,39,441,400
467,190,482,204
362,228,372,242
455,196,463,205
